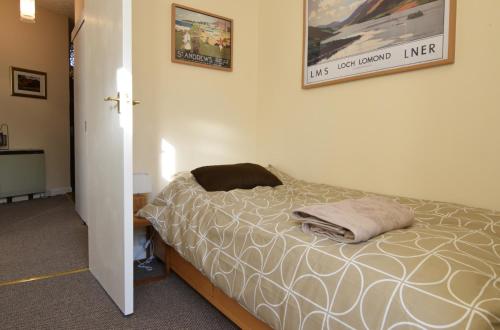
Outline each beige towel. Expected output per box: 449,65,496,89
293,196,415,243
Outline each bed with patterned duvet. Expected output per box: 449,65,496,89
138,167,500,330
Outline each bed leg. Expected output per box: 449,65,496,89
164,245,171,276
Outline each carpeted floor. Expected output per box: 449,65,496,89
1,272,237,329
0,196,88,282
0,197,237,329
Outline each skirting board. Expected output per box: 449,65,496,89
46,187,73,197
0,187,72,204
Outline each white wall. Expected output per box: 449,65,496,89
132,0,260,196
0,0,71,195
133,0,500,213
257,0,500,211
132,0,261,259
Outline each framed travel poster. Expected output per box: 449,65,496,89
10,67,47,99
303,0,456,88
172,4,233,71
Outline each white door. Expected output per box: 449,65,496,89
76,0,134,315
73,20,88,224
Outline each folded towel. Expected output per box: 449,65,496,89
293,196,415,243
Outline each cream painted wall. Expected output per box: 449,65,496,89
257,1,500,211
0,0,70,194
132,0,500,211
132,0,259,195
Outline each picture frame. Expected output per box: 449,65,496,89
171,4,233,72
302,0,457,89
10,67,47,99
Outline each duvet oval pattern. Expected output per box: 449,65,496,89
139,168,500,330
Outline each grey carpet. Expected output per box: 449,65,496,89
0,197,237,329
0,196,88,282
1,271,236,330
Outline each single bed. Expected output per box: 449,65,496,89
138,167,500,330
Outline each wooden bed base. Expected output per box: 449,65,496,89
155,239,271,330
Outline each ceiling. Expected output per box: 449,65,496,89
37,0,74,19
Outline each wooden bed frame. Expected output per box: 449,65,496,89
154,236,271,330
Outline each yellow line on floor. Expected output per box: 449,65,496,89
0,268,90,287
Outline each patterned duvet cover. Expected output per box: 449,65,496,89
138,168,500,330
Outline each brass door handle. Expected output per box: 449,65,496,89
104,92,121,113
104,96,120,102
105,93,140,112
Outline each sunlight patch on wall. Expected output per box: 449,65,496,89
161,139,176,181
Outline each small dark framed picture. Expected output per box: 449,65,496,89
10,67,47,99
172,4,233,71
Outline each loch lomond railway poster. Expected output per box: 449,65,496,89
303,0,456,88
172,4,233,71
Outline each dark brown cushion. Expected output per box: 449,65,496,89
191,163,283,192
